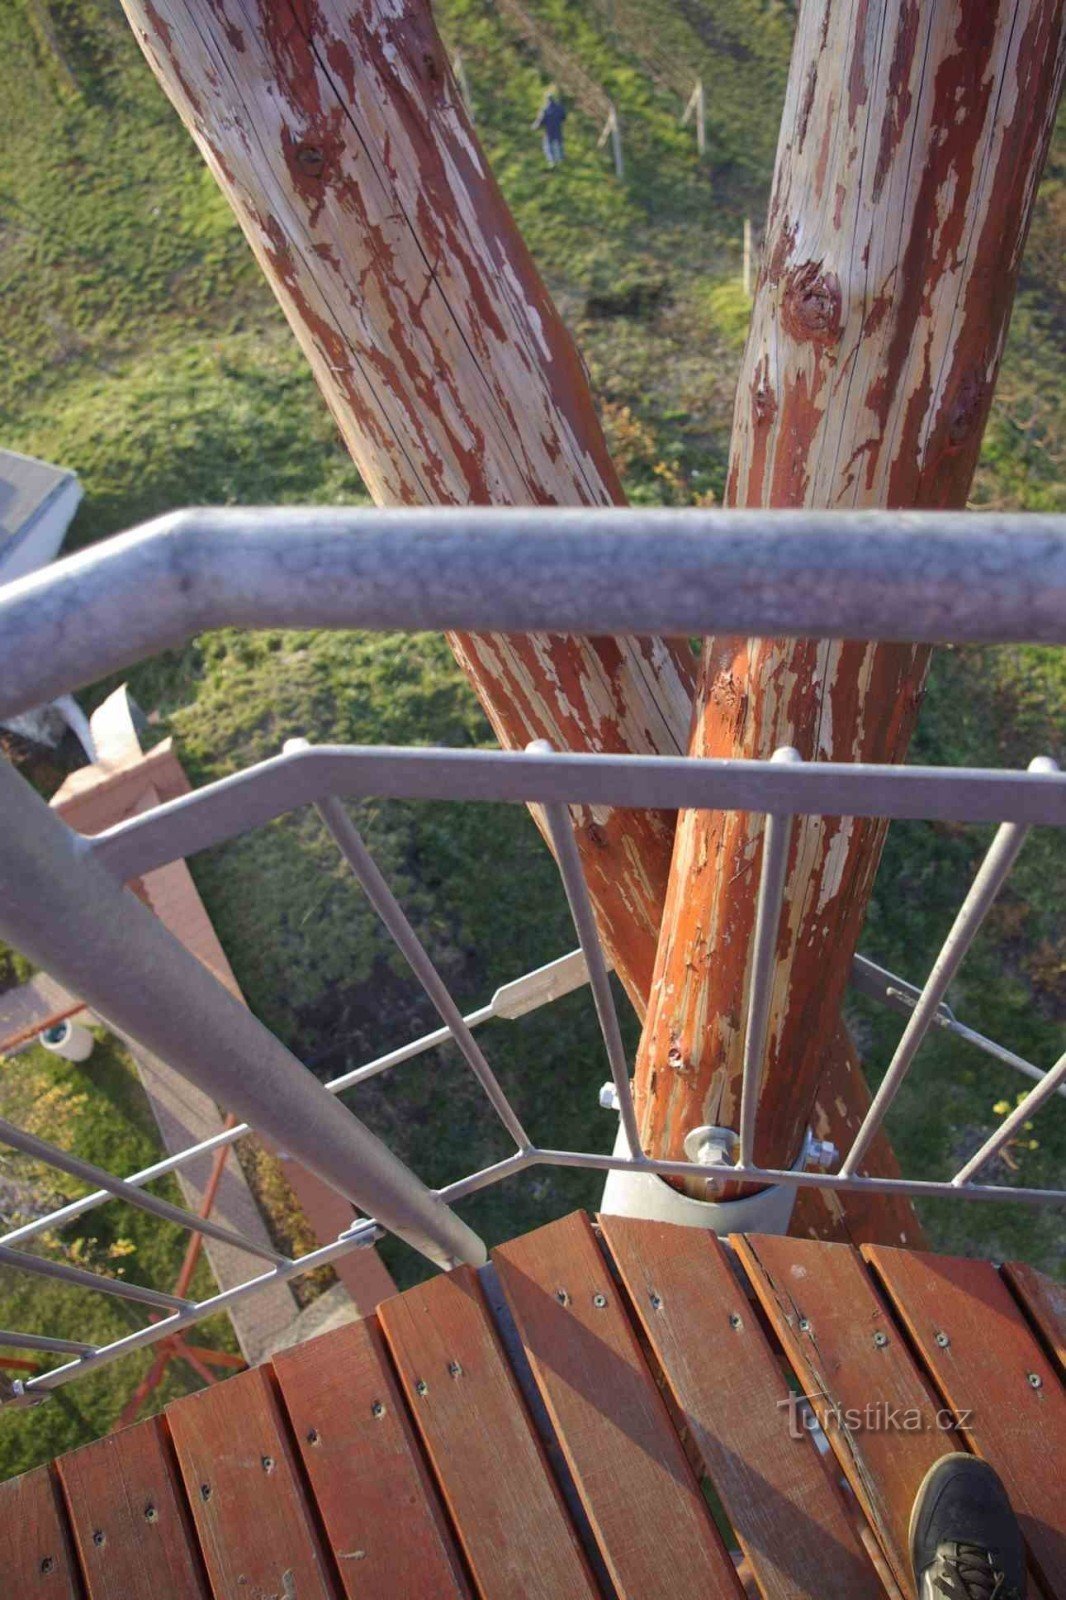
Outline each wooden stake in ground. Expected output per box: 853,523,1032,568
634,0,1066,1197
119,0,695,1011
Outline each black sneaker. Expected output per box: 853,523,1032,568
909,1454,1026,1600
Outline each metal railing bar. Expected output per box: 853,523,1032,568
532,744,642,1160
738,750,800,1168
0,951,591,1251
309,782,533,1153
840,765,1054,1178
850,953,1066,1098
0,1114,287,1266
0,1243,192,1311
527,1150,1064,1205
0,1331,97,1357
87,747,1066,887
952,1051,1066,1186
15,1219,380,1399
436,1152,536,1204
2,506,1064,720
0,758,485,1272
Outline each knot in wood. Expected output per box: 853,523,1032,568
945,368,985,450
295,144,325,178
781,262,842,346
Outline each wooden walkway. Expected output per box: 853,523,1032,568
3,1215,1064,1600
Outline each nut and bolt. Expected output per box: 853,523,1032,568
92,1531,105,1548
729,1312,743,1330
371,1400,386,1419
806,1138,839,1171
873,1331,889,1349
935,1332,950,1348
261,1456,275,1473
200,1484,211,1502
448,1360,463,1378
649,1292,663,1311
592,1292,608,1309
144,1504,158,1523
415,1379,428,1397
555,1289,570,1306
798,1317,811,1333
598,1083,620,1111
1028,1372,1043,1389
306,1428,320,1445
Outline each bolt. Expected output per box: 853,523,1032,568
371,1400,386,1419
649,1292,663,1311
261,1455,275,1473
415,1379,428,1397
935,1332,950,1349
599,1083,620,1111
874,1331,889,1348
92,1531,105,1548
729,1312,743,1330
306,1428,320,1445
1028,1372,1042,1389
144,1504,158,1523
592,1292,608,1309
448,1360,463,1378
556,1289,570,1306
200,1484,211,1502
806,1138,838,1171
295,144,325,177
40,1557,55,1574
798,1317,811,1333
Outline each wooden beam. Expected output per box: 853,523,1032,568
117,0,695,1013
633,0,1065,1196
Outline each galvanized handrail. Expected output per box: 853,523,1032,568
0,506,1062,1404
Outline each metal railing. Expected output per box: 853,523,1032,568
0,507,1063,1404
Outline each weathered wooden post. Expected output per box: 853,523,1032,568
117,0,691,1014
631,0,1065,1206
598,101,624,178
681,79,706,156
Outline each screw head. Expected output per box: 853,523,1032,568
40,1556,55,1574
592,1292,608,1309
448,1360,463,1378
199,1483,211,1502
555,1288,570,1305
306,1427,320,1445
144,1503,158,1522
935,1331,950,1348
649,1292,663,1311
261,1455,275,1473
91,1530,105,1547
873,1331,889,1348
371,1400,386,1419
729,1312,743,1330
1028,1372,1043,1389
415,1379,428,1397
798,1317,811,1333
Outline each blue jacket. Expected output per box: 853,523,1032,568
537,98,567,137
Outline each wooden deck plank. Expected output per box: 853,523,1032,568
493,1211,742,1599
1001,1261,1066,1377
600,1215,887,1600
272,1317,471,1599
735,1234,953,1597
0,1462,81,1600
866,1245,1066,1599
56,1415,207,1600
377,1264,599,1600
166,1365,336,1600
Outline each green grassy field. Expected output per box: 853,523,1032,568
0,0,1062,1475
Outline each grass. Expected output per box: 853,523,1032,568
0,1034,237,1480
0,0,1062,1476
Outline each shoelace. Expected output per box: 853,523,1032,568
929,1542,1021,1600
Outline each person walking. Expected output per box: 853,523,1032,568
534,90,567,166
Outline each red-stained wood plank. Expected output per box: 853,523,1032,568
492,1211,742,1600
377,1265,599,1600
273,1318,470,1599
56,1415,207,1600
735,1234,955,1598
166,1365,336,1600
0,1462,81,1600
600,1216,887,1600
1002,1261,1066,1378
866,1245,1066,1599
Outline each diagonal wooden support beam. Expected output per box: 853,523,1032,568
633,0,1065,1201
119,0,696,1011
